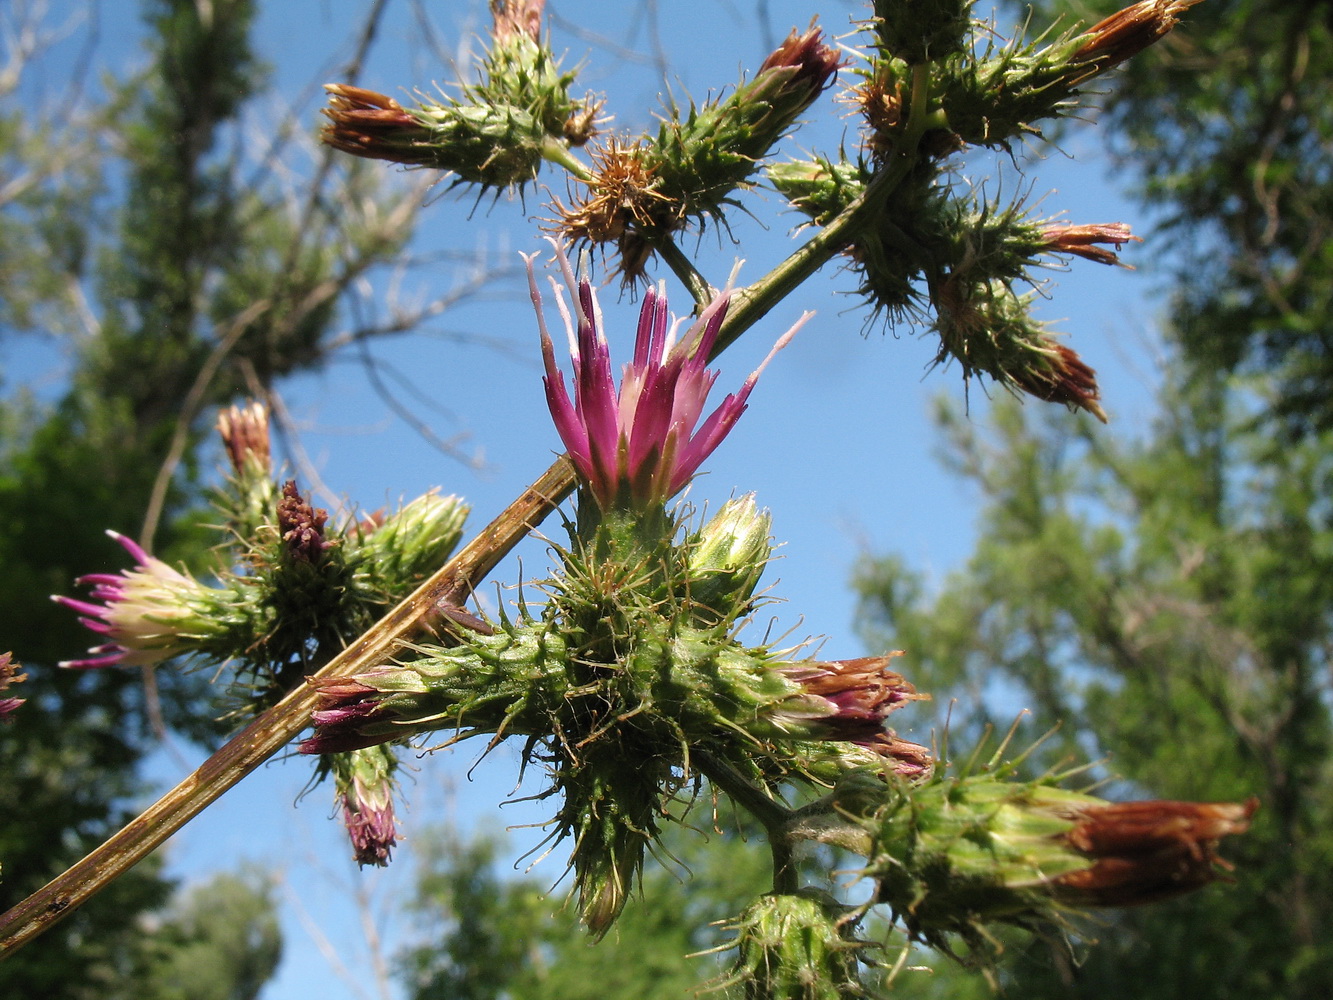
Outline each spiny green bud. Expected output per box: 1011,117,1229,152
864,770,1256,960
320,2,594,192
934,0,1204,150
321,86,555,190
557,25,840,278
870,0,974,65
722,891,870,1000
350,491,469,594
769,153,943,324
644,25,842,226
685,495,773,626
554,736,674,937
768,155,866,228
931,278,1107,421
299,615,569,754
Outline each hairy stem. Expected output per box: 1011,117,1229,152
694,750,800,894
0,457,576,957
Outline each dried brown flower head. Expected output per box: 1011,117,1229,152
1053,797,1259,906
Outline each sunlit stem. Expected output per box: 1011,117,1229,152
695,750,800,894
0,458,577,957
540,137,594,181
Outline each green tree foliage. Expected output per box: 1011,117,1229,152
1,0,434,992
853,372,1333,996
399,823,775,1000
136,871,282,1000
1027,0,1333,439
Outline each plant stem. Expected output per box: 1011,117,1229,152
694,750,800,894
656,238,715,307
0,457,576,958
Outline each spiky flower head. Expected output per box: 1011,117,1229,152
862,768,1256,960
320,0,594,191
52,531,226,670
556,24,840,278
527,240,805,512
933,278,1107,422
925,0,1205,152
721,890,870,1000
869,0,974,65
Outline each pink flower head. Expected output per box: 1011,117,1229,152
343,772,399,868
526,241,808,510
52,531,209,670
771,654,924,742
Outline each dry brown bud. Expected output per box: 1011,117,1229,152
320,85,429,164
1039,222,1142,266
1054,797,1259,906
1014,342,1108,423
217,401,271,474
1073,0,1206,72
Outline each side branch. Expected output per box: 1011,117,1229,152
0,456,577,958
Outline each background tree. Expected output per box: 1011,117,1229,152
850,1,1333,992
0,0,487,993
856,376,1333,996
398,823,775,1000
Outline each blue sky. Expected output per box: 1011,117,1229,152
9,2,1170,996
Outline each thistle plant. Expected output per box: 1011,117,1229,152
0,3,1255,998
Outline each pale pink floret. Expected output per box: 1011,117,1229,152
52,530,206,669
525,240,808,509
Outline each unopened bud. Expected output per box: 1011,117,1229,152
722,891,867,1000
352,491,469,592
870,0,973,65
686,495,773,625
330,744,401,868
866,771,1255,956
217,401,271,476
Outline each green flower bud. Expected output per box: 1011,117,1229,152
685,495,773,626
351,491,469,594
722,891,870,1000
869,0,974,65
864,770,1256,961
